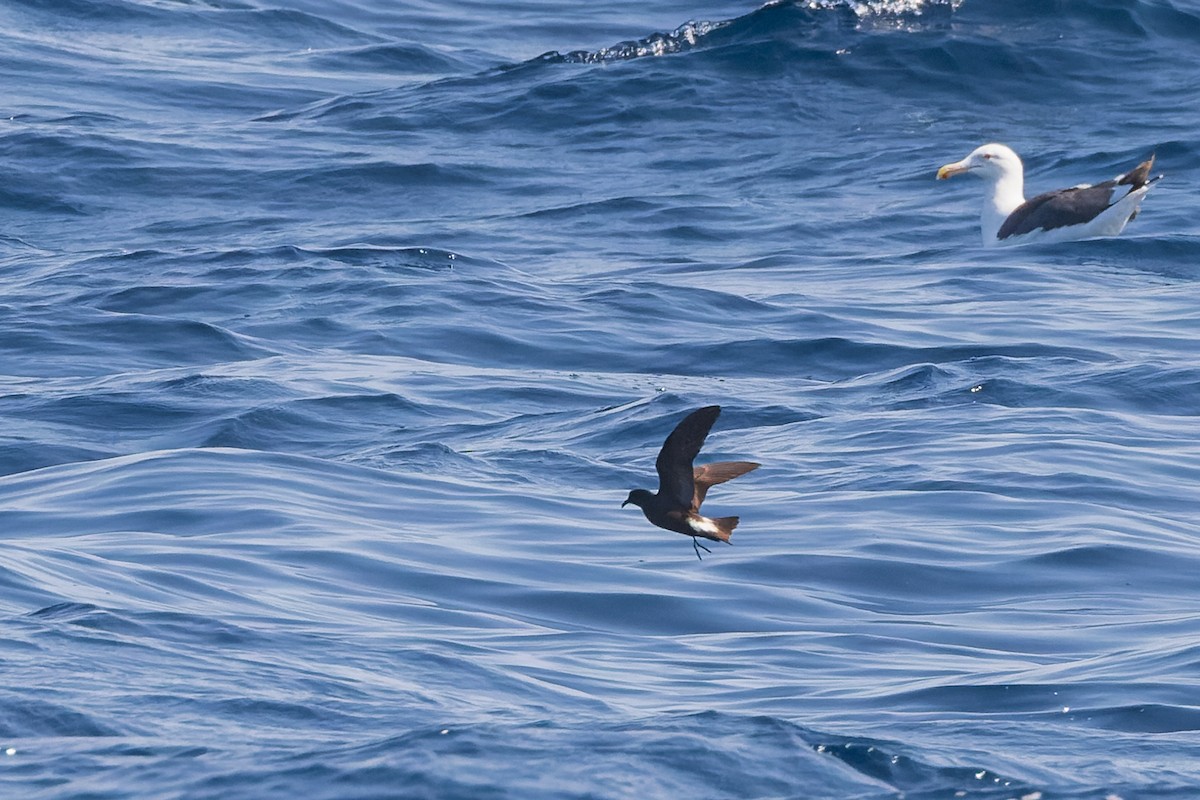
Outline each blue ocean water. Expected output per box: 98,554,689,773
2,0,1199,796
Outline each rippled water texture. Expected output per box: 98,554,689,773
2,0,1199,797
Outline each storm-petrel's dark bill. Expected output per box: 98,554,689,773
622,405,759,560
937,143,1160,247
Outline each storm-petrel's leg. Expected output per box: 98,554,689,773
692,537,711,560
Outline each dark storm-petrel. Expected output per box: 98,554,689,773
622,405,759,559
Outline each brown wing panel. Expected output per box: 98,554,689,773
692,461,759,509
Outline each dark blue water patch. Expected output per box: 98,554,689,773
10,393,207,432
958,362,1200,416
969,0,1200,41
291,60,739,135
26,601,103,621
5,0,167,25
839,33,1056,106
195,392,437,456
0,697,118,738
1077,703,1200,734
1014,542,1200,575
1073,234,1200,282
632,338,1111,382
0,307,274,377
24,602,264,651
6,0,381,49
360,441,491,482
0,183,86,217
0,126,259,222
95,283,263,317
0,441,110,477
724,543,1200,620
1066,364,1200,415
299,42,488,78
0,128,143,216
1,50,326,128
280,160,503,198
809,732,1030,798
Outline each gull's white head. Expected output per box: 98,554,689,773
937,143,1023,183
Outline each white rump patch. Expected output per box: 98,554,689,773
687,516,721,535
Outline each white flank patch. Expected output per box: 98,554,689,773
688,516,720,535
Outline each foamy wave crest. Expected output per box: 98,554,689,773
802,0,963,17
539,0,961,64
550,20,730,64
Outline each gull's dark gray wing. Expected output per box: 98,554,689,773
655,405,721,510
998,157,1156,241
997,182,1119,240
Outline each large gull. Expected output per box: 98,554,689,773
937,143,1160,247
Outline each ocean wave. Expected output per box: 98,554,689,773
540,0,962,64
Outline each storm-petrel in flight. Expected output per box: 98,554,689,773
622,405,759,559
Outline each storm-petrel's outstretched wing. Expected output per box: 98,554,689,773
655,405,721,510
693,461,759,510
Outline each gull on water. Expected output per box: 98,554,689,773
937,143,1160,247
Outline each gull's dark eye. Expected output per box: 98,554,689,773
982,153,993,160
